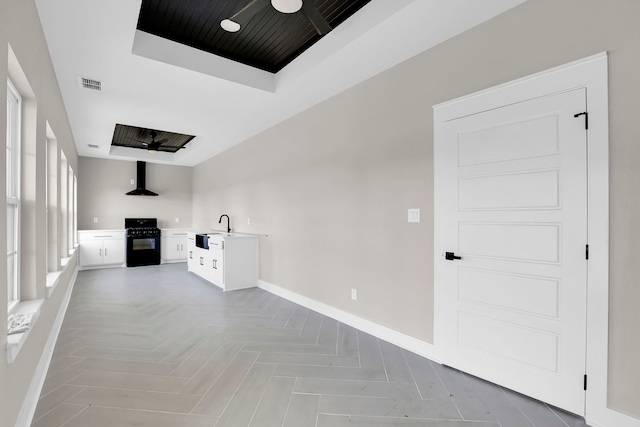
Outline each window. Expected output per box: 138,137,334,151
68,166,74,254
46,132,58,271
60,153,67,255
6,79,21,312
73,174,78,247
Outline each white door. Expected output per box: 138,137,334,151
436,89,588,414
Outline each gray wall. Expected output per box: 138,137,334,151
78,157,193,230
0,0,80,426
192,0,640,417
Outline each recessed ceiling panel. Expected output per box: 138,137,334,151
136,0,371,73
111,124,195,153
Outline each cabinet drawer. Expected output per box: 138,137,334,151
208,239,224,249
79,231,124,241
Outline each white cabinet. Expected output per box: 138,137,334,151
161,230,189,262
187,234,195,263
187,232,258,291
78,230,125,268
206,239,224,285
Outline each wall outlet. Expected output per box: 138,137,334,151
130,179,135,185
408,208,420,223
175,217,179,223
247,217,251,226
351,288,357,301
93,217,98,223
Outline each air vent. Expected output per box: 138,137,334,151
78,77,102,91
88,144,99,149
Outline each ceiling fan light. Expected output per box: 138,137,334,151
220,19,241,32
271,0,302,14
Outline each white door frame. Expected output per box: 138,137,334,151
433,52,622,427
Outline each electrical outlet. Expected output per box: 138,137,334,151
93,217,98,223
351,288,357,301
408,209,420,223
175,217,179,223
130,179,135,185
247,218,251,226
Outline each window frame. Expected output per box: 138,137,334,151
6,78,22,313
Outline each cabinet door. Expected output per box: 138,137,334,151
102,239,125,264
186,238,196,271
162,236,181,261
186,237,195,258
193,249,208,278
199,252,211,281
79,240,104,266
177,236,188,259
209,248,224,285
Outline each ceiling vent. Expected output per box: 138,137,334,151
78,76,102,91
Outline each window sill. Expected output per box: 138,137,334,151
7,299,44,364
46,271,62,298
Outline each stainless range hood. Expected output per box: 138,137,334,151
126,161,158,196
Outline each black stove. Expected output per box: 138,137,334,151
125,218,161,267
126,227,161,237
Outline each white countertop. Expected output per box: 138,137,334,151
191,230,262,239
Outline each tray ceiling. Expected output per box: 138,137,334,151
136,0,371,73
111,124,196,153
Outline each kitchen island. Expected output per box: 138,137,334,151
187,231,259,291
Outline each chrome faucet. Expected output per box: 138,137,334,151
219,214,231,233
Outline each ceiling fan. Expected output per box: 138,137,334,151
221,0,332,36
127,130,168,153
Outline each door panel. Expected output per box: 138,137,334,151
459,222,561,263
458,268,560,318
459,169,560,210
437,88,587,414
458,114,560,165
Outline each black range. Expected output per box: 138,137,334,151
125,218,161,267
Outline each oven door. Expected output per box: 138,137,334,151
126,235,161,267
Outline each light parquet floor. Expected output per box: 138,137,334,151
32,263,589,427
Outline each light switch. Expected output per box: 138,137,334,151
408,209,420,223
93,217,98,223
175,217,179,223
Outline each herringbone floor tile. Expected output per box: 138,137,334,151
32,263,589,427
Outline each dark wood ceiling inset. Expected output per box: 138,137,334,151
136,0,371,73
111,124,195,153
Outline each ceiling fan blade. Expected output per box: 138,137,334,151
227,0,270,28
300,1,332,36
123,136,149,145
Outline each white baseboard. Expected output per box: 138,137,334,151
15,266,78,427
586,409,640,427
257,279,440,363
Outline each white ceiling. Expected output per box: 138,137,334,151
34,0,526,167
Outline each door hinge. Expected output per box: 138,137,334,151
584,374,588,391
586,244,589,260
574,111,589,130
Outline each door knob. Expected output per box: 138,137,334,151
445,252,462,261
